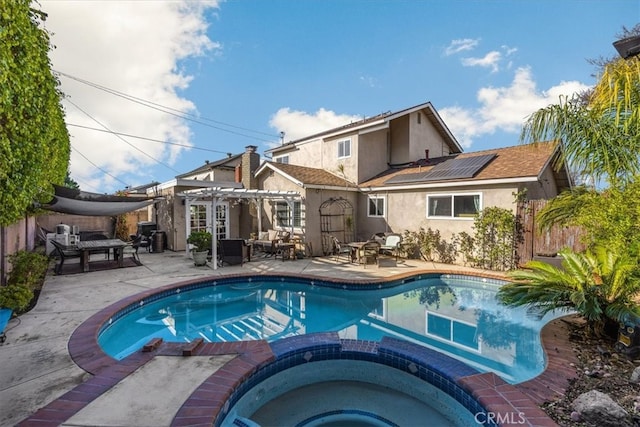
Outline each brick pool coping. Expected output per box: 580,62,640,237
18,271,578,427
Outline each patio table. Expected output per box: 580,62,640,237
347,242,368,263
77,239,127,272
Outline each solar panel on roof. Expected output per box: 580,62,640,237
422,153,496,181
384,153,496,185
384,171,431,184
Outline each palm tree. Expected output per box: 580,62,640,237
498,246,640,337
521,34,640,251
521,56,640,188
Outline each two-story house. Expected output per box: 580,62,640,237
258,101,571,256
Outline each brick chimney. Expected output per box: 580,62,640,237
241,145,260,189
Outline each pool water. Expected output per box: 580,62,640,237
98,274,558,383
224,360,479,427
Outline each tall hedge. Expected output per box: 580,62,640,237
0,1,70,225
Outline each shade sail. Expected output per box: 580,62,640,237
42,185,156,216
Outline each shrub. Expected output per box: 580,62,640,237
499,246,640,337
8,250,49,290
0,284,33,312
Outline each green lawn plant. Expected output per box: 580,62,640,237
498,246,640,338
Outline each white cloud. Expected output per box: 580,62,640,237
444,38,480,56
440,67,591,148
461,51,502,73
268,108,362,146
40,0,220,192
460,45,518,73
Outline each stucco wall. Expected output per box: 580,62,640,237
357,130,388,183
276,139,322,168
358,184,522,243
259,170,358,256
408,111,452,160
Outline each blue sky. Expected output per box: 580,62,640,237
40,0,639,193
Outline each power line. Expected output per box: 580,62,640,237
66,98,181,174
67,123,232,155
54,70,281,142
71,143,129,187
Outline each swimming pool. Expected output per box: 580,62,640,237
98,273,558,384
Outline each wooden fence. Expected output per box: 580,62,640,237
516,199,586,266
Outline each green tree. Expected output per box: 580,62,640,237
521,28,640,250
536,182,640,254
499,246,640,337
0,1,70,225
63,170,79,189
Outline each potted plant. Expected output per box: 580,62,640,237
0,284,34,341
187,231,212,266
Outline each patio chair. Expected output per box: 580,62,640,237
331,236,352,263
220,239,250,266
50,240,81,275
359,241,380,268
380,233,402,261
122,235,143,265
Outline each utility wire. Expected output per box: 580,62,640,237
55,70,280,142
70,143,129,187
67,123,232,155
65,98,180,174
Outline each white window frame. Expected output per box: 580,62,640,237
275,155,289,164
425,311,481,352
368,195,386,218
337,138,351,159
426,192,482,219
275,200,303,228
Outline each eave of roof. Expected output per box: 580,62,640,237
266,101,462,156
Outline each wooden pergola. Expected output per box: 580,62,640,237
179,187,301,270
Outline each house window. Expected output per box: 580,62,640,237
276,201,302,228
417,112,421,124
426,312,479,351
337,139,351,159
427,193,481,218
368,195,385,217
275,155,289,164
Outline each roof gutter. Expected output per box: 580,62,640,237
361,176,540,192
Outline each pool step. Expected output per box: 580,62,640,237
182,337,204,356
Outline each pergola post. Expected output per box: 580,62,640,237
211,192,218,270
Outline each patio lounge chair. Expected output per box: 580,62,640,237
50,240,81,275
220,239,250,266
379,233,402,261
359,241,380,268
